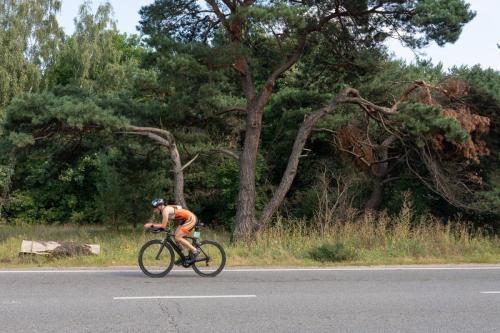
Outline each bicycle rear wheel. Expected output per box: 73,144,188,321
192,240,226,277
138,240,174,277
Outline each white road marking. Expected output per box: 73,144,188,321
480,291,500,294
114,295,257,300
1,266,500,274
223,267,500,272
0,269,138,273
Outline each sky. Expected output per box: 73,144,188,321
58,0,500,71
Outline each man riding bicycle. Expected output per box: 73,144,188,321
144,198,199,263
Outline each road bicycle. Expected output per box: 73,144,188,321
138,224,226,278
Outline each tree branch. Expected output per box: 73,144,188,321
221,0,236,11
205,0,231,32
215,107,247,116
181,153,199,171
336,145,372,167
119,131,170,147
127,125,175,143
381,176,401,185
312,127,336,134
338,81,428,115
258,9,352,110
211,147,240,160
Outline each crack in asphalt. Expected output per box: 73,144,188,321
157,299,180,333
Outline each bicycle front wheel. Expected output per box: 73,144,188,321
138,240,174,278
192,240,226,277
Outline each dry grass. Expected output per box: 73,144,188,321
1,204,500,268
228,198,500,266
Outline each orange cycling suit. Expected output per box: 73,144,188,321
162,205,197,235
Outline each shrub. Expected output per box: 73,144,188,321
309,241,357,262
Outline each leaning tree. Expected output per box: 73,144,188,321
1,92,191,208
139,0,475,241
333,79,492,213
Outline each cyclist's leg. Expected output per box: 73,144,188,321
174,218,197,253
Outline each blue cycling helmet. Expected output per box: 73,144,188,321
151,198,165,208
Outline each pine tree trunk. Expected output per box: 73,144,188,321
168,143,187,208
364,136,394,212
364,179,384,211
232,107,263,242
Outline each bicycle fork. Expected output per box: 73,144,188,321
154,241,166,260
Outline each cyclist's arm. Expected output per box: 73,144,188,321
145,206,172,230
158,208,170,229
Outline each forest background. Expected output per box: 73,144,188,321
0,0,499,259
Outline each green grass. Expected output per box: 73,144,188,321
1,211,500,268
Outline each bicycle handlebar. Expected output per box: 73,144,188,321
147,227,167,233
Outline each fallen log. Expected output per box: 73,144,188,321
20,240,100,257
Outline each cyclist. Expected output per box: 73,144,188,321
144,198,199,263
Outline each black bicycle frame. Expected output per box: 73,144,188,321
156,234,205,263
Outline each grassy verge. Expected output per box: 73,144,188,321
233,214,500,266
1,210,500,268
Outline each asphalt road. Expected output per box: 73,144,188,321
1,266,500,332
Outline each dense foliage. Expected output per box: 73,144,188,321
0,1,498,236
